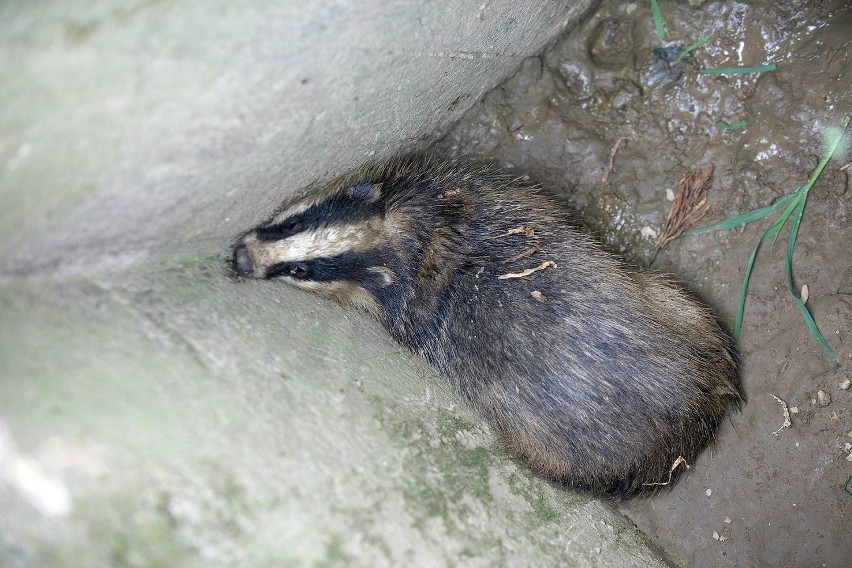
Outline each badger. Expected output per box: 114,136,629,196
233,156,743,499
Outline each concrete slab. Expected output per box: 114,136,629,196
1,259,666,566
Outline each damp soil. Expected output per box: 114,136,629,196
438,1,851,566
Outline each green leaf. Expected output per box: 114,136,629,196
676,34,712,63
650,0,665,39
682,191,797,236
733,236,761,343
716,119,747,130
698,64,777,75
767,189,803,250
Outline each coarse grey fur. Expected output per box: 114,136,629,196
233,156,744,499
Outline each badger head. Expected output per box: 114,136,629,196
233,181,400,315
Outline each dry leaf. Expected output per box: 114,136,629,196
498,260,556,280
643,455,690,487
771,394,792,435
495,226,535,238
656,165,714,250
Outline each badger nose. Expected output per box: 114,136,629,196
233,245,254,276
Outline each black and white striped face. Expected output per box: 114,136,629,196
233,182,397,312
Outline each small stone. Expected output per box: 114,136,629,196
588,18,634,70
800,284,809,303
712,531,720,540
724,517,732,524
839,378,850,390
790,406,799,414
816,390,831,407
641,226,658,239
847,453,852,462
843,443,851,452
531,290,546,303
706,488,712,497
666,188,675,201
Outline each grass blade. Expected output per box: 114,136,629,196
682,191,797,236
716,119,747,130
767,188,803,249
676,34,712,63
698,64,777,75
649,0,665,39
733,236,761,343
733,217,787,343
783,198,837,364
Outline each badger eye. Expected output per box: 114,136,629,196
289,262,309,279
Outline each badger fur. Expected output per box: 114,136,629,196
234,156,743,499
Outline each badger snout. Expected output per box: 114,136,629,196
233,244,254,276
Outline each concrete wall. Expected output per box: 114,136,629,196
1,1,668,566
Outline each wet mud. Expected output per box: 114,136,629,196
439,1,851,566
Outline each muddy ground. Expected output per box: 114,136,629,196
438,0,851,566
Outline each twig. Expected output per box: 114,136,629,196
602,136,629,182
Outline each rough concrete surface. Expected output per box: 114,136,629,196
0,0,590,278
0,261,665,567
1,0,672,567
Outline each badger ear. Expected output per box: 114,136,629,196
363,266,396,289
346,183,382,202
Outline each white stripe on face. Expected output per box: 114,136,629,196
272,224,367,261
242,220,380,275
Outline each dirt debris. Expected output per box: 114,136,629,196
497,260,557,280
